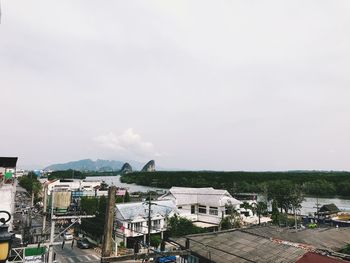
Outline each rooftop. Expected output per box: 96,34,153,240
173,229,306,263
116,200,176,221
172,226,350,263
243,226,350,251
159,187,241,206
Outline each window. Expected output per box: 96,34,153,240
152,219,161,230
209,206,218,216
133,222,142,233
191,205,196,214
178,206,182,209
198,205,207,214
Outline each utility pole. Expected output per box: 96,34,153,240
42,184,48,232
148,192,151,251
48,190,55,263
102,186,116,257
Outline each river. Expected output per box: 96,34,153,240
86,175,350,215
86,175,165,193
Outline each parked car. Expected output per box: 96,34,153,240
63,233,74,240
77,238,91,249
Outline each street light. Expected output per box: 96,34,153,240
0,211,14,263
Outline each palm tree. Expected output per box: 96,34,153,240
256,201,268,225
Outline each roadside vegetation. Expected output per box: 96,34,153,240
18,172,42,204
78,190,130,242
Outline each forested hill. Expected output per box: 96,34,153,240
120,171,350,197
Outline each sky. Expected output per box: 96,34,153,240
1,1,350,171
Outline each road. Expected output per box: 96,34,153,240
53,240,101,263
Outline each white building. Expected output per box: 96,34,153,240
158,187,242,227
115,200,176,246
45,179,102,195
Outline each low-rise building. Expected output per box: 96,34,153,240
158,187,242,228
115,200,177,248
45,179,102,195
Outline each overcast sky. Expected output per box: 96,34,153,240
1,1,350,170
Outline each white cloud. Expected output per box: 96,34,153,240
94,129,160,158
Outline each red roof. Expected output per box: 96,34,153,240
296,252,346,263
116,189,126,196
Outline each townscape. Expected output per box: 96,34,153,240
1,157,350,263
2,1,350,263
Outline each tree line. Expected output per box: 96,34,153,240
120,171,350,197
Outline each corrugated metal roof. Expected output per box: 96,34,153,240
243,226,350,251
173,226,350,263
173,229,306,263
159,187,241,207
116,200,176,221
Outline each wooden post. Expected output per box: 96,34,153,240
102,186,116,257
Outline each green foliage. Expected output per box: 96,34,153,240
150,234,162,248
121,171,350,197
167,215,205,237
337,181,350,196
115,191,131,203
48,170,85,180
220,204,242,230
220,216,242,230
119,241,125,248
255,201,268,225
80,196,99,214
271,200,280,224
340,244,350,254
80,196,107,240
19,173,42,203
303,180,336,196
124,191,130,202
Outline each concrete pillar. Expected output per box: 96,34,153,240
102,186,116,257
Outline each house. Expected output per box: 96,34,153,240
318,203,340,218
158,187,242,228
115,200,177,248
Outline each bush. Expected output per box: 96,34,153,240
150,235,162,248
167,215,205,237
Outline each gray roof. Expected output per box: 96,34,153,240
172,226,350,263
116,200,176,221
159,187,241,207
173,229,306,263
243,226,350,251
319,204,340,213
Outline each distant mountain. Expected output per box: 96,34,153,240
120,163,133,174
46,159,126,171
141,160,156,172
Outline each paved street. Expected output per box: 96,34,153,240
53,242,100,263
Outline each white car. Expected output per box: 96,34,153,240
63,233,73,240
